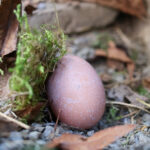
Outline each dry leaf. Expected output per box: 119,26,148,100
46,124,135,150
95,41,135,79
57,0,146,18
142,77,150,90
0,0,21,57
107,59,125,70
84,0,146,18
15,102,46,122
100,73,112,83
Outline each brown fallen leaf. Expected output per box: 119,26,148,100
0,0,21,57
46,124,135,150
95,41,135,79
100,73,112,83
0,112,30,130
15,102,46,122
107,59,125,70
57,0,146,18
142,77,150,90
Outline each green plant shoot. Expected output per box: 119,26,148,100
9,4,66,110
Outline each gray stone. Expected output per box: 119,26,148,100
21,129,29,134
134,143,150,150
33,126,45,132
29,2,118,34
9,132,22,141
42,126,54,140
71,46,95,60
112,73,125,82
137,133,150,144
68,32,98,60
36,140,46,145
0,141,23,150
45,122,55,126
143,114,150,126
57,126,67,134
87,130,94,136
37,2,46,10
21,130,29,139
29,131,40,140
31,123,42,128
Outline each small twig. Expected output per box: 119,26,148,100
116,28,133,49
0,112,30,129
136,98,150,108
54,109,61,132
0,92,29,101
106,101,150,113
119,110,140,119
52,0,61,33
116,27,140,51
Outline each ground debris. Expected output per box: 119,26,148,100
95,41,135,79
0,0,20,57
46,124,135,150
57,0,146,18
107,84,149,108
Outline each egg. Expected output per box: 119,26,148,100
47,55,105,129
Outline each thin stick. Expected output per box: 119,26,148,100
119,110,139,119
106,101,150,113
0,112,30,129
54,109,61,132
0,91,29,101
136,98,150,108
52,0,61,32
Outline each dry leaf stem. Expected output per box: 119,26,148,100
0,112,30,129
106,101,150,113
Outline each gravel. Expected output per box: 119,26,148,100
9,132,23,141
41,126,54,141
1,28,149,150
29,131,40,140
1,113,150,150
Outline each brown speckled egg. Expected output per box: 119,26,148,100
47,55,105,129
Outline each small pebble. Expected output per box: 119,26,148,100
45,122,55,126
143,114,150,126
36,140,46,145
33,126,45,132
0,141,23,150
37,2,46,9
29,131,40,140
31,123,42,128
136,132,150,144
87,130,95,136
9,132,22,141
42,126,54,140
21,130,29,139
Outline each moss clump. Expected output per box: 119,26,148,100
137,85,150,99
9,5,66,110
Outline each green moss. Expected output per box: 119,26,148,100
106,106,122,122
130,49,138,62
9,5,66,110
137,85,150,99
93,32,114,50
